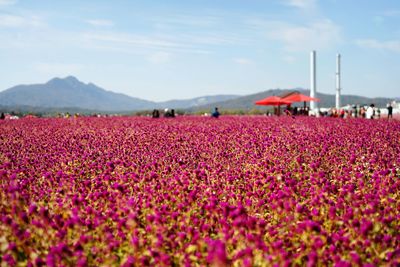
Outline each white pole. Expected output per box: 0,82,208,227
310,51,317,110
335,53,341,109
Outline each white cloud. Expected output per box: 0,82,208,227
373,16,385,25
0,14,43,27
0,0,17,6
0,14,24,27
373,9,400,24
148,52,172,64
356,39,400,53
184,33,248,46
233,58,253,65
283,0,317,10
86,19,114,27
266,19,341,52
152,15,220,28
382,9,400,17
83,32,185,50
82,32,215,55
283,55,296,63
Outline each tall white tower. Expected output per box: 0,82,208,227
310,50,317,110
335,53,341,109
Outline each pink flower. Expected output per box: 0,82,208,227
207,239,229,266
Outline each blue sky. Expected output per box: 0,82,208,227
0,0,399,101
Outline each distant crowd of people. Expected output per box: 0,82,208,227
0,112,19,120
0,103,395,120
323,103,393,119
151,107,220,118
152,108,175,118
282,103,394,119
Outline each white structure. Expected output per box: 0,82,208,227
336,53,341,109
310,50,317,110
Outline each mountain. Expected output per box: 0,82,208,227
0,76,240,112
0,77,395,114
0,76,154,111
156,95,239,109
190,89,395,111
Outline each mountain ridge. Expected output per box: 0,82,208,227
189,89,395,112
0,76,154,111
0,76,238,111
0,76,396,113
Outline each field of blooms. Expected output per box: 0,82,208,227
0,116,399,266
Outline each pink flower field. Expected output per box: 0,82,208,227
0,116,399,266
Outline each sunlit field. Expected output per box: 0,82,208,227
1,116,399,266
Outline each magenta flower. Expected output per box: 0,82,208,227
0,116,399,266
207,239,229,266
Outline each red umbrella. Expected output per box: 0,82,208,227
255,96,292,116
255,96,293,106
282,93,320,102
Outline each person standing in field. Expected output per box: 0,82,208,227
212,107,220,118
387,103,393,119
366,104,375,119
152,109,160,118
360,107,366,118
